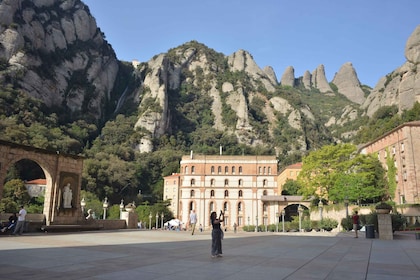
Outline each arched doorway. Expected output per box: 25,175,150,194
0,140,84,225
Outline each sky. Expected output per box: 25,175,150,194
82,0,419,88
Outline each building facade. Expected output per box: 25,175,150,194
359,121,420,205
164,154,280,230
277,162,302,195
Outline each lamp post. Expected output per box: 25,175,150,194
318,200,324,221
276,212,279,232
80,197,86,216
155,213,159,229
247,216,250,227
344,197,349,219
102,197,109,220
161,212,164,229
255,215,258,232
298,205,303,232
119,199,124,217
149,213,152,230
281,210,285,233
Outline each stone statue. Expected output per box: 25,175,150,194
63,183,72,208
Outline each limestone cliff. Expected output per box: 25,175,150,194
362,25,420,116
0,0,119,121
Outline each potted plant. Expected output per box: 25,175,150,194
375,202,393,214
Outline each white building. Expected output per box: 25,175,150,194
164,154,280,230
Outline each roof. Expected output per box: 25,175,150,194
25,179,46,185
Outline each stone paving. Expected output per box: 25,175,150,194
0,229,419,280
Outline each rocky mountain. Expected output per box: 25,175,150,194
362,25,420,116
0,0,120,122
0,0,419,160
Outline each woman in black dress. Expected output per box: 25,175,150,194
210,211,224,258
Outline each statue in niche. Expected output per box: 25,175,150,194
62,183,73,208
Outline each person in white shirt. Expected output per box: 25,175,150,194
189,210,197,235
13,205,27,235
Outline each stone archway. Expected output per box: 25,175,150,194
0,140,84,225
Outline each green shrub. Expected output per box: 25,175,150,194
341,217,353,231
320,218,338,230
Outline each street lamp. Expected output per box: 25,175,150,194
298,205,303,232
281,210,285,233
255,215,258,232
149,212,152,230
102,197,109,220
161,212,164,229
344,196,349,219
247,216,250,227
318,200,324,221
80,197,86,216
276,212,279,233
155,213,159,229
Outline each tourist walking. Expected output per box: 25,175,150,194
189,210,197,235
13,205,27,235
210,211,224,258
352,211,360,238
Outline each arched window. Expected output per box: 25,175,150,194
224,179,229,186
238,190,243,197
189,201,194,211
224,190,229,197
210,202,214,212
190,179,195,186
191,166,195,174
238,179,243,186
239,166,243,174
210,179,215,186
263,190,267,196
211,166,215,174
268,167,272,174
238,202,242,211
210,190,215,197
263,179,267,187
190,190,195,197
185,166,189,174
225,166,229,174
218,166,222,174
232,166,235,174
224,202,228,211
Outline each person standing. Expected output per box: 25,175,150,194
13,205,27,235
210,211,224,258
352,211,360,238
189,210,197,235
233,222,237,233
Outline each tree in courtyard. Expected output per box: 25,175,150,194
297,144,387,203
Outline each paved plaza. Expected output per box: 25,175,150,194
0,229,419,280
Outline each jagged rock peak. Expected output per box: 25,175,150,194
405,25,420,64
263,66,278,85
332,62,365,104
311,64,332,93
227,49,276,92
280,66,295,87
302,70,312,89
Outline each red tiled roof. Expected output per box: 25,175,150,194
26,179,46,185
